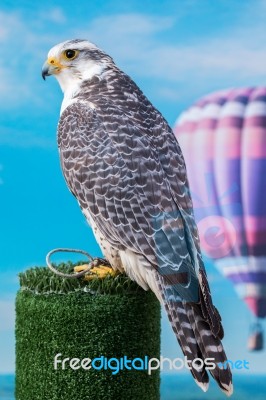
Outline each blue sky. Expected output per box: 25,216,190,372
1,0,266,385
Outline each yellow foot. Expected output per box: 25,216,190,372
74,259,118,280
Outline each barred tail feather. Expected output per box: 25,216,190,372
165,299,210,389
185,303,233,396
157,274,209,390
156,273,233,396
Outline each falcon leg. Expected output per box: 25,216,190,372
74,258,119,280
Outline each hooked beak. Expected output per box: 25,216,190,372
42,59,64,80
42,62,55,80
42,62,50,80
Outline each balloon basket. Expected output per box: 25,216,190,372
247,321,264,351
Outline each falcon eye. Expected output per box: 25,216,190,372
64,49,78,60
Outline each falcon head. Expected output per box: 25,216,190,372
42,39,114,93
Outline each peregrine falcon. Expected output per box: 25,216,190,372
42,39,233,395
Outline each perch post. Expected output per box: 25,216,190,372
16,263,161,399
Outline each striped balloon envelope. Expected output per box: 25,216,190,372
174,88,266,336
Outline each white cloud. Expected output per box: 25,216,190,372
40,7,67,24
81,13,175,68
0,8,67,108
87,13,174,38
137,40,266,84
74,8,266,102
0,12,31,102
1,3,266,110
82,14,168,56
103,17,265,80
0,11,24,41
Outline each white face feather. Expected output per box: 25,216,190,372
47,39,99,57
44,39,110,114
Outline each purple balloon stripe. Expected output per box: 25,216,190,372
196,96,227,108
245,116,266,127
202,89,266,108
210,159,266,216
246,244,266,257
250,87,266,100
197,118,220,130
254,94,266,102
243,159,266,215
219,117,244,128
178,115,266,134
175,114,266,135
227,272,266,284
193,87,266,110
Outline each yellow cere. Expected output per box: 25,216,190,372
47,57,66,71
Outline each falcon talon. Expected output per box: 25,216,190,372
84,265,118,280
74,263,117,280
74,264,91,273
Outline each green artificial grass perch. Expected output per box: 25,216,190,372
16,263,161,400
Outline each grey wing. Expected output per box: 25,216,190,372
153,113,223,337
58,101,222,337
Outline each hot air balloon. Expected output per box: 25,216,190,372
174,87,266,351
